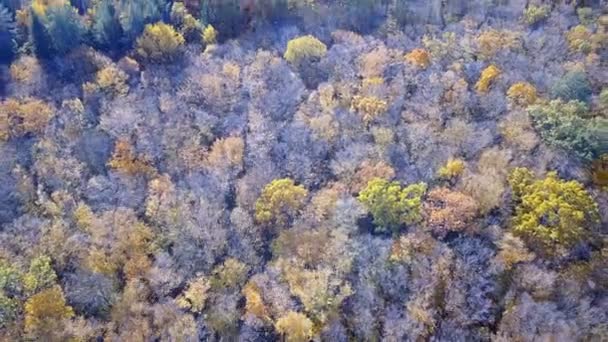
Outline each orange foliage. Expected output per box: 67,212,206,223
405,48,431,69
424,187,479,237
107,138,156,176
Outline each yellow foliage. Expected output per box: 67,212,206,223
507,82,537,106
10,56,42,84
275,311,314,342
205,136,244,169
508,169,600,254
210,258,249,290
437,158,465,179
95,65,129,96
475,65,501,93
404,48,431,69
202,25,218,45
284,35,327,64
176,275,210,313
566,25,592,53
0,98,54,140
136,22,185,62
107,138,156,176
476,29,520,59
255,178,308,226
24,286,74,339
351,95,388,124
243,282,269,320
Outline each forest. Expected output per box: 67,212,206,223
0,0,607,341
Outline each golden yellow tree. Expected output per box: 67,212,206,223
255,178,308,226
508,168,600,255
275,311,314,342
284,35,327,65
24,286,74,340
475,65,501,93
136,22,185,62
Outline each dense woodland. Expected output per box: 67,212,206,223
0,0,608,341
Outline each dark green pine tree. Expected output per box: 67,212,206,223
119,0,161,45
0,4,15,63
45,4,84,56
91,0,123,51
30,9,54,59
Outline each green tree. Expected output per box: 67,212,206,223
203,0,244,39
119,0,163,44
0,260,21,328
358,178,427,234
45,4,84,55
91,0,123,51
23,256,57,295
255,178,308,226
30,8,53,58
0,4,15,63
550,70,592,103
508,168,600,255
528,100,604,161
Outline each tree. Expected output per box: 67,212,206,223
255,178,308,226
424,187,478,238
507,82,537,106
508,168,600,255
0,4,15,63
358,178,427,234
404,48,431,69
550,70,591,103
202,24,217,44
437,158,465,180
522,4,550,26
23,256,57,294
136,22,184,63
0,97,55,140
176,275,210,313
284,35,327,65
201,0,244,39
475,65,501,93
30,8,53,58
24,285,74,340
350,95,388,125
275,311,314,342
118,0,163,44
90,0,123,51
45,4,83,55
528,100,603,161
566,25,592,54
